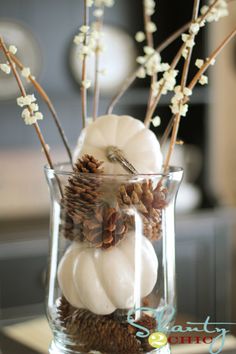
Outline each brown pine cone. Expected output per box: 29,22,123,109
118,180,167,241
57,297,144,354
128,314,157,352
83,205,128,249
60,155,104,241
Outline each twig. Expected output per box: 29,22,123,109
107,0,222,115
143,0,157,118
0,37,63,196
107,21,190,115
93,15,103,121
81,0,89,128
9,53,73,165
164,0,201,172
144,43,186,127
188,27,236,92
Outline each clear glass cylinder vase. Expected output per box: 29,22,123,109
45,163,183,354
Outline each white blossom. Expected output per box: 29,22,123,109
74,34,84,45
136,67,146,79
35,112,43,120
86,0,94,6
152,116,161,127
136,56,146,65
93,8,104,17
183,87,192,96
195,59,204,69
144,46,155,55
17,94,36,107
30,103,39,112
21,67,31,78
0,63,11,74
146,22,157,33
200,0,229,23
199,75,208,85
80,25,90,34
190,22,200,35
182,48,188,59
9,45,17,54
135,31,146,43
144,0,156,16
95,0,114,7
82,79,92,89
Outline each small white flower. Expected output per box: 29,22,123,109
21,67,31,78
136,67,146,79
195,59,204,69
144,0,156,16
95,0,114,7
86,0,94,6
183,87,192,96
80,25,90,33
190,22,200,35
160,63,170,72
182,48,188,59
9,45,17,55
152,116,161,127
146,22,157,33
144,46,155,55
180,104,189,117
74,34,84,45
82,79,92,89
207,57,216,66
21,108,31,120
136,56,146,65
35,111,43,120
24,115,37,125
30,103,39,112
0,63,11,74
182,33,190,43
199,75,208,85
186,37,195,49
93,8,104,17
17,94,36,107
135,31,146,43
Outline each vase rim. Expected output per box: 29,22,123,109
44,162,183,178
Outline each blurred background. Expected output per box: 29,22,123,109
0,0,236,352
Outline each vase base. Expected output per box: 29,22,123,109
49,341,171,354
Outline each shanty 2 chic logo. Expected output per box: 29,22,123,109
127,306,236,354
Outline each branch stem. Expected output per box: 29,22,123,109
81,0,89,128
9,53,73,165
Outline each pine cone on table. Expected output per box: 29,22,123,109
118,180,167,241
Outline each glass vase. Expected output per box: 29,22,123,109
45,163,183,354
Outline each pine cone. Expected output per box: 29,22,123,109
60,155,104,241
118,180,167,241
83,205,128,249
57,297,143,354
128,314,157,352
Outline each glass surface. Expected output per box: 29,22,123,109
45,164,183,354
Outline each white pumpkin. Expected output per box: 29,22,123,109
74,115,163,174
58,231,158,315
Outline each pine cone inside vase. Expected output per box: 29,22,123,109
83,205,128,249
118,180,167,241
57,297,144,354
60,154,129,248
60,155,104,241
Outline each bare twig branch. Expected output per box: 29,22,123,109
107,21,190,115
81,0,89,128
9,53,73,165
164,0,201,172
93,14,103,121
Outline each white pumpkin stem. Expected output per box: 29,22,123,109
106,146,138,174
